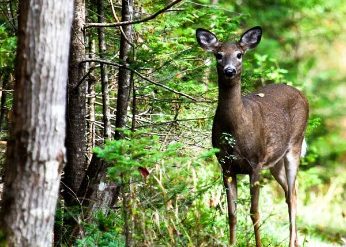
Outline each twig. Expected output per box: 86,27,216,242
186,0,241,14
85,0,182,28
74,66,97,92
80,58,197,101
138,117,211,128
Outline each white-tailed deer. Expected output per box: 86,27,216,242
196,27,309,247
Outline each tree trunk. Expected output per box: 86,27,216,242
77,155,120,213
116,2,135,245
0,0,73,246
114,0,134,139
97,0,112,140
0,72,9,132
63,0,88,205
86,38,96,162
122,174,134,247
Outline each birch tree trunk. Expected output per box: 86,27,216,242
0,0,73,246
63,0,88,205
86,39,96,162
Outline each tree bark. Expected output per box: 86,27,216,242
0,0,73,246
114,0,134,139
98,0,112,140
77,155,120,213
0,72,10,132
86,39,96,162
116,2,135,245
63,0,88,205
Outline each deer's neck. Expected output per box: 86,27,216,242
216,74,247,128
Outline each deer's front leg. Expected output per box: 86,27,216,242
250,170,262,247
223,172,237,245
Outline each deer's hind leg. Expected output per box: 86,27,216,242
270,159,288,201
284,143,302,247
250,169,262,247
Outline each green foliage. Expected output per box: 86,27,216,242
134,1,245,102
94,130,184,182
0,229,7,247
0,26,16,71
76,211,124,247
78,0,346,245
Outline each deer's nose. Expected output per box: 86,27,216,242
224,67,236,77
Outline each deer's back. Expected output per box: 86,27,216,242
244,83,309,129
246,83,307,106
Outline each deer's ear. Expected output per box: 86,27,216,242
239,26,262,51
196,28,220,52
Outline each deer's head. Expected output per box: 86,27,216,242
196,26,262,80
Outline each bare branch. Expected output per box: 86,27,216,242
74,66,97,92
85,0,182,29
138,117,211,128
80,58,197,101
109,0,134,47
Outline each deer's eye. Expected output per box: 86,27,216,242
237,53,242,59
215,52,223,60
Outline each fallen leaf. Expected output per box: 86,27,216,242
138,167,150,178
